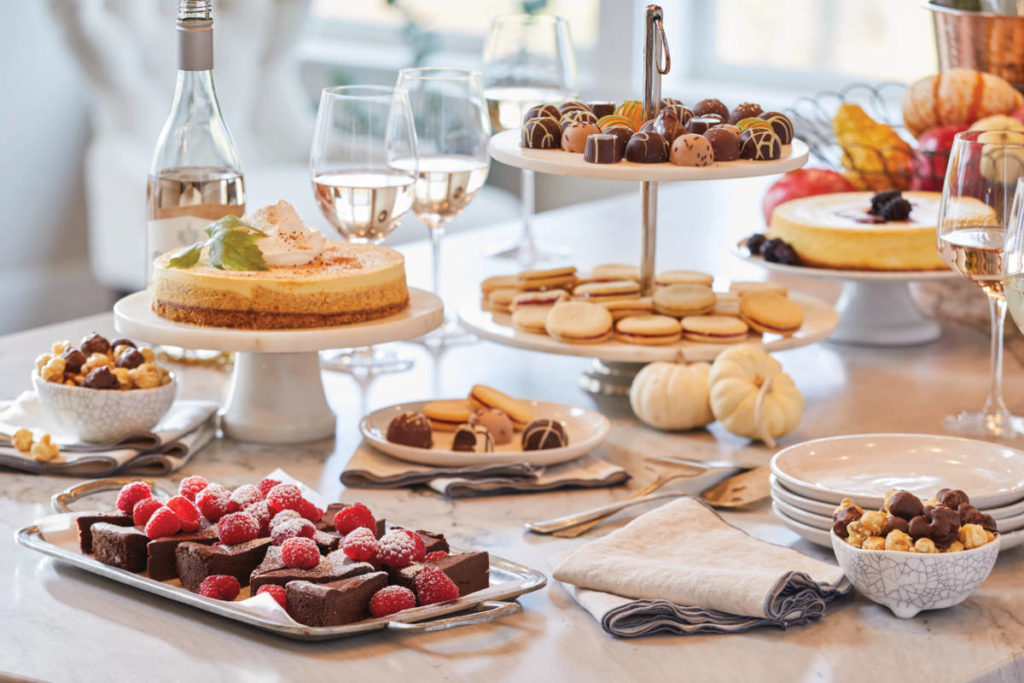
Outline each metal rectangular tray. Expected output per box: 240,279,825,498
15,478,547,641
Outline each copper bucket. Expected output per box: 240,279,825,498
925,1,1024,90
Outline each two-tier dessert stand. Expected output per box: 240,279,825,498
114,289,443,444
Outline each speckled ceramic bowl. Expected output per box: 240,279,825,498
831,530,999,618
31,372,177,443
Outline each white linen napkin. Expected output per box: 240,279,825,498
553,497,850,636
341,440,629,497
0,391,219,476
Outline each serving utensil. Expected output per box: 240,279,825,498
700,465,771,509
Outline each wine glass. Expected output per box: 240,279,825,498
938,129,1024,438
310,85,418,374
395,67,491,345
481,14,577,265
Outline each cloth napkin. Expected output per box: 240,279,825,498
0,391,219,476
341,440,629,497
553,497,850,637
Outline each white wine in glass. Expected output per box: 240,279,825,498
313,170,416,242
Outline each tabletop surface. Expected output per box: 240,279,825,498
3,178,1024,683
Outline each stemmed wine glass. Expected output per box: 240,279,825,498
937,129,1024,438
395,67,491,345
310,85,418,373
481,14,577,265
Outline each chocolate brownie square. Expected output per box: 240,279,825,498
249,547,373,593
389,551,489,596
285,572,388,627
92,523,150,573
317,503,386,538
146,527,219,581
175,538,271,592
77,511,133,554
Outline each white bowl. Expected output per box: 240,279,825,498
31,372,177,443
830,530,1000,619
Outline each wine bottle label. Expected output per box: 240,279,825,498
147,215,212,272
178,19,213,71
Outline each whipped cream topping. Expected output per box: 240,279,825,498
249,201,327,267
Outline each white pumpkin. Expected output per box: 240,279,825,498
629,361,714,431
708,344,803,446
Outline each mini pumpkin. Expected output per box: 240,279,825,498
629,361,714,431
708,344,803,446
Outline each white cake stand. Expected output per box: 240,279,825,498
113,289,444,444
732,243,958,346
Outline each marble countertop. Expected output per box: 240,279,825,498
3,180,1024,683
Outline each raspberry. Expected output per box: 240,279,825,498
217,512,260,545
196,484,231,522
145,506,181,539
177,475,208,502
369,585,416,618
166,495,202,532
404,530,426,562
297,498,324,524
116,481,151,515
132,498,163,526
424,551,449,562
256,584,287,608
199,574,240,601
270,509,302,529
333,503,376,535
266,484,303,514
415,566,459,605
271,518,316,546
377,530,415,568
280,537,320,569
244,500,272,536
255,478,282,497
227,484,264,513
342,527,379,561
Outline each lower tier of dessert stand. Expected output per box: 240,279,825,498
733,244,958,347
113,289,444,444
458,292,838,395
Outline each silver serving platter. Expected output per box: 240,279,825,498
15,478,547,641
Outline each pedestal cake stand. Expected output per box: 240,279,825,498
114,289,443,444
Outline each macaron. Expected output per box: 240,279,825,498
652,284,716,317
512,307,549,334
545,301,614,344
484,287,519,313
655,270,714,288
468,385,533,430
600,297,653,320
511,289,569,312
592,263,640,281
729,281,788,297
481,274,518,296
712,293,741,317
614,315,683,345
680,315,750,343
739,292,804,336
573,280,641,302
422,399,475,432
517,266,578,292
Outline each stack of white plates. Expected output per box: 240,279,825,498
768,434,1024,550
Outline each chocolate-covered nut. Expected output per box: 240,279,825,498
928,505,960,539
936,488,969,509
832,505,862,525
978,513,998,533
80,333,110,356
888,490,924,520
728,102,763,125
83,366,119,390
116,348,145,369
882,515,910,536
832,519,850,539
692,98,728,119
110,338,136,350
933,529,960,550
61,348,87,374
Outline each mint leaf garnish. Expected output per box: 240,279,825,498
167,242,202,269
208,228,268,271
204,215,266,239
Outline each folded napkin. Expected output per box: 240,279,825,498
0,391,219,476
342,440,629,497
554,497,849,637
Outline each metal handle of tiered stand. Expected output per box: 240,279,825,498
640,5,671,296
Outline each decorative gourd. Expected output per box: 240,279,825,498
708,345,803,446
629,361,714,431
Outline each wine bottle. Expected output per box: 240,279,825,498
146,0,245,281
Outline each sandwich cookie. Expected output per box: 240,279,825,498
511,307,550,334
652,284,716,317
592,263,640,282
655,270,714,288
545,301,614,345
712,293,741,317
481,274,517,296
739,292,804,336
600,297,653,320
680,315,750,343
422,399,474,432
729,281,787,297
573,280,642,303
469,384,533,430
484,287,519,314
511,289,569,312
517,266,578,292
614,315,683,345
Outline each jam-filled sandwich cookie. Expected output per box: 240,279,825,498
739,292,804,336
572,280,641,303
614,315,682,345
484,287,519,314
480,274,518,296
422,399,474,432
516,266,578,292
468,384,533,431
545,301,614,345
522,419,569,450
729,281,787,297
511,307,550,334
680,315,749,343
712,293,741,317
591,263,639,282
652,284,716,317
600,297,653,320
511,289,569,312
654,270,714,288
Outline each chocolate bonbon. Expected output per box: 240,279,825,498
670,134,714,167
523,104,559,123
692,98,729,119
386,412,433,449
559,101,590,114
614,101,644,131
561,122,600,153
736,117,772,132
560,109,598,127
653,108,686,142
451,423,494,453
597,114,634,132
624,131,669,163
661,104,693,126
759,111,794,143
588,101,616,118
522,419,568,450
521,117,561,149
739,127,781,160
685,116,722,136
603,126,633,155
728,102,763,124
584,133,623,164
704,126,740,162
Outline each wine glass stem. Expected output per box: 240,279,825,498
430,225,445,301
519,169,537,262
984,295,1010,418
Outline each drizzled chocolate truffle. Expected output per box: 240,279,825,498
522,419,568,450
452,423,494,453
523,104,559,124
661,104,693,127
559,101,590,114
759,111,794,144
692,98,729,119
562,122,601,153
522,117,561,149
739,127,781,160
653,108,686,142
728,102,763,125
386,411,433,449
624,131,669,163
560,109,598,127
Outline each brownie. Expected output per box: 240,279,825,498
389,551,489,597
175,538,272,592
390,527,449,555
92,523,150,573
316,504,386,538
249,547,373,593
313,529,342,553
285,572,388,627
77,511,133,554
146,527,219,581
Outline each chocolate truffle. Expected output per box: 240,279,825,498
523,104,559,124
653,108,686,142
739,127,782,160
562,122,601,153
624,131,669,163
597,115,634,132
717,123,741,136
736,117,772,132
728,102,763,125
470,408,513,445
560,109,598,128
704,126,740,162
522,419,568,450
522,117,561,149
386,411,433,449
603,126,633,156
584,133,623,164
639,119,655,132
559,101,590,114
692,98,729,119
686,116,722,136
670,134,714,167
661,97,683,107
759,111,794,144
588,101,616,118
452,423,494,453
662,104,693,126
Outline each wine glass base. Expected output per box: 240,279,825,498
320,346,414,375
421,320,477,348
942,410,1024,439
484,239,571,266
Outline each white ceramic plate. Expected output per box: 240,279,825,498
360,399,610,467
770,434,1024,509
731,240,959,282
